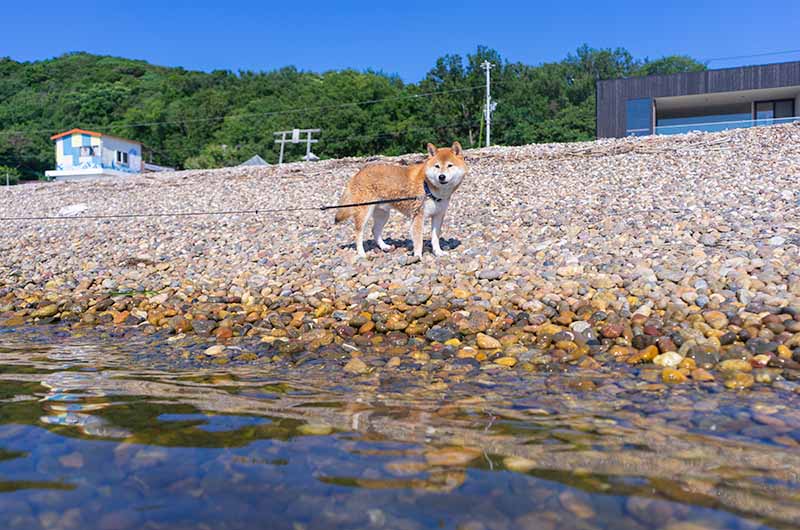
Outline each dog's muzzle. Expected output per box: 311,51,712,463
438,174,447,183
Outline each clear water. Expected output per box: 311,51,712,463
2,325,800,530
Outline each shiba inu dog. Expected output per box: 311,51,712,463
334,142,467,258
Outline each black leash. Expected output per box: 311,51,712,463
318,195,422,211
0,195,424,221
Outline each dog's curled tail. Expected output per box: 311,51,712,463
333,187,353,224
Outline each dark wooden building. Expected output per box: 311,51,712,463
596,60,800,138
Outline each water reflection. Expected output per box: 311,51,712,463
0,326,799,529
39,371,131,439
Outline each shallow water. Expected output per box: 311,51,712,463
2,326,800,530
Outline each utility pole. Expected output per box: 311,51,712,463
481,61,495,147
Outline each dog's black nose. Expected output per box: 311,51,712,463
438,174,446,183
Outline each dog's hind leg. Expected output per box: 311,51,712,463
353,206,374,258
372,207,391,251
410,213,424,258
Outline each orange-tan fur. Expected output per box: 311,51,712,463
335,142,467,258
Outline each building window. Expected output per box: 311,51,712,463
116,151,129,165
755,101,774,122
775,100,794,118
656,102,752,135
625,98,652,136
755,99,795,125
79,146,96,157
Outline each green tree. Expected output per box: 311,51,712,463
0,47,705,176
0,165,22,185
638,55,706,76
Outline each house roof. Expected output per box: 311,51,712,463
50,128,102,140
50,128,141,145
239,154,270,167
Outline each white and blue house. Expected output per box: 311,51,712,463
45,128,143,181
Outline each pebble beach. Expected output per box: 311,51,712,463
2,123,800,390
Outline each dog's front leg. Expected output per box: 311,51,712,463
431,211,446,257
411,213,424,257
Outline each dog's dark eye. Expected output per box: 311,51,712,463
434,164,440,169
447,163,453,168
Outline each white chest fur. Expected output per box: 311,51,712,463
423,197,449,218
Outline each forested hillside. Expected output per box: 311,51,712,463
0,46,704,179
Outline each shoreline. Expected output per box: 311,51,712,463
2,124,800,390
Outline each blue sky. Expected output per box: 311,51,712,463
2,0,799,81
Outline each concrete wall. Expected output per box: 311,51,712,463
796,93,800,117
100,136,142,173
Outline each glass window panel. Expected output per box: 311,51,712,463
657,113,751,127
756,102,774,119
775,100,794,119
655,100,752,135
626,98,652,136
655,114,754,135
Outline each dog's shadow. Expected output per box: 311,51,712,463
338,237,462,253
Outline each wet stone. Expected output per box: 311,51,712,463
204,345,226,356
691,368,715,382
191,319,216,336
662,368,688,384
425,447,481,467
551,330,575,343
690,349,720,368
724,372,755,390
601,324,623,339
494,357,517,367
569,320,591,335
653,352,682,368
719,359,752,373
476,333,502,350
747,340,778,355
632,335,655,349
344,357,369,374
719,331,737,346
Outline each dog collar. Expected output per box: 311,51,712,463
424,181,442,202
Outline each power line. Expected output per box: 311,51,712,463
0,196,424,222
206,118,482,163
0,84,486,137
704,48,800,65
1,116,485,172
2,114,484,155
321,118,481,144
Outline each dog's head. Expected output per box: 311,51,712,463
424,142,466,191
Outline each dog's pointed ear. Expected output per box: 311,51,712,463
451,141,462,156
426,143,437,157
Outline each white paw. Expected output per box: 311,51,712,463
377,241,391,252
433,249,446,257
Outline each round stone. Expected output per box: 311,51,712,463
653,352,682,368
476,333,502,349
